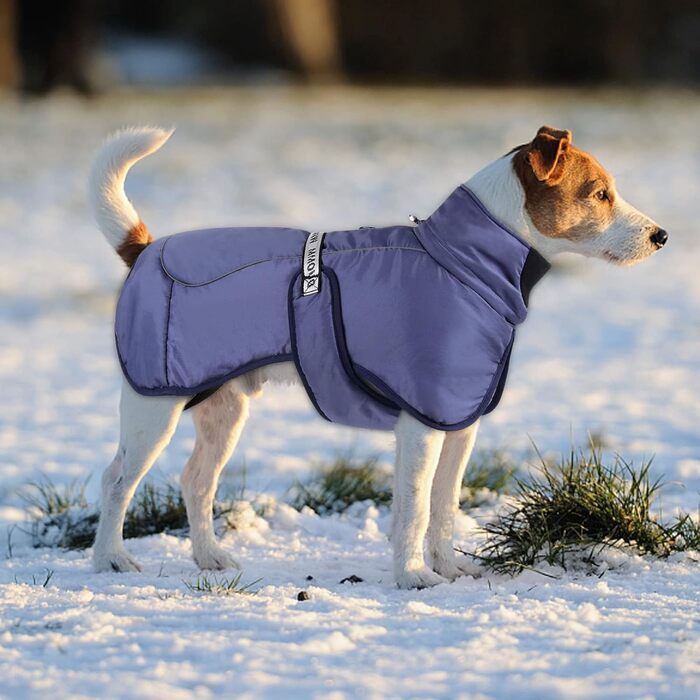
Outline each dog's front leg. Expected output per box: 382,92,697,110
427,419,479,580
392,411,447,589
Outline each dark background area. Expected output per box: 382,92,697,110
3,0,700,94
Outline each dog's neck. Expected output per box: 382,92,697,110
465,154,562,261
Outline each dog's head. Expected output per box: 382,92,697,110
511,126,667,265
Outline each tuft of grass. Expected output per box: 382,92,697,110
55,512,101,550
23,476,257,551
475,446,700,576
664,511,700,552
123,483,188,540
183,572,261,596
460,448,518,508
22,477,99,550
13,568,54,587
24,480,191,550
36,568,54,587
289,456,392,515
6,524,16,559
22,477,89,516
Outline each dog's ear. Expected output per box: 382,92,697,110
526,126,572,182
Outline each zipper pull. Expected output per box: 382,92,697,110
408,214,424,224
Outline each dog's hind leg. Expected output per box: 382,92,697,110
392,411,447,589
426,419,479,580
181,381,250,571
93,380,186,573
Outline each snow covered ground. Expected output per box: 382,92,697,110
0,86,699,698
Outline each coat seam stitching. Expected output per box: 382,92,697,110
415,223,515,325
160,242,427,287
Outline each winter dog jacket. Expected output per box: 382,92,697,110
115,185,550,431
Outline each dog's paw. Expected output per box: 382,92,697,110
431,559,463,581
93,548,142,574
395,566,448,590
193,544,240,571
430,551,478,581
431,557,478,581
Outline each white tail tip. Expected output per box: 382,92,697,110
89,126,173,250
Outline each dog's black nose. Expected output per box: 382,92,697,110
650,228,668,249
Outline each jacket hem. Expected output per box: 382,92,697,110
117,344,294,402
352,329,515,431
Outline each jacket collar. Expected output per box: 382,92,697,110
414,185,550,324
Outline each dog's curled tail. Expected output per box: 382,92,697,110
89,126,173,267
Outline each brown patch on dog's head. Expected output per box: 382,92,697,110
116,221,153,267
513,126,616,241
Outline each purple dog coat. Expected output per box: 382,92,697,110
115,185,549,431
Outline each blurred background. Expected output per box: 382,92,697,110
0,1,698,518
2,0,700,92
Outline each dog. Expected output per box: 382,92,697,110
88,125,666,589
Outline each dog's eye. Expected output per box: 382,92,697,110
595,189,609,202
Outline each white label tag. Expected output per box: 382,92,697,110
302,231,325,296
302,276,320,295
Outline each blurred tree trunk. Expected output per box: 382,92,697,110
603,1,645,82
272,0,341,79
0,0,18,88
18,0,94,95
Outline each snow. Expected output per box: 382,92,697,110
1,86,699,698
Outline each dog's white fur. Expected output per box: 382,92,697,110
89,127,173,248
89,128,660,588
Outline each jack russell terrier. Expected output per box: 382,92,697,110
89,125,666,589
